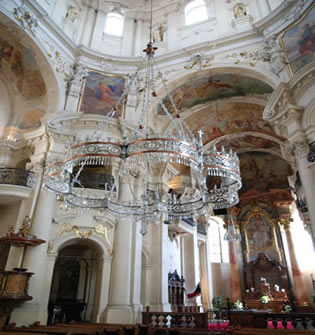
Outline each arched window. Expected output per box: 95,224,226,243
185,0,208,26
104,12,124,36
208,219,229,263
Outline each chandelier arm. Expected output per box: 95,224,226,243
136,56,152,130
152,58,187,139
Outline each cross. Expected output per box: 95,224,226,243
197,130,204,140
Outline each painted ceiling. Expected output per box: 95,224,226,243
238,152,293,195
159,73,273,114
0,24,47,132
185,101,276,144
0,25,46,100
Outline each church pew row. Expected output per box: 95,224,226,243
232,328,315,335
4,323,150,335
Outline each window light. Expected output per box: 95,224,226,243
104,12,124,37
185,0,208,26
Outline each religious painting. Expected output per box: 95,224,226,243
78,71,126,118
185,102,276,143
216,135,281,152
0,24,46,101
242,207,281,262
158,73,273,114
280,4,315,75
238,152,293,195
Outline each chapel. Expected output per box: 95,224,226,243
0,0,314,329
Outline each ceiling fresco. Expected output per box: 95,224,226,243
158,73,273,114
185,101,276,143
0,25,46,101
215,135,281,152
18,109,46,131
238,152,293,195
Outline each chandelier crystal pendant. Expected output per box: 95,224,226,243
43,1,242,234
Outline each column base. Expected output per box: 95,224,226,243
150,303,171,312
105,305,134,324
9,302,48,326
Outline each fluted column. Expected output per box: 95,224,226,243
282,220,309,306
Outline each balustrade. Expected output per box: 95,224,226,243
142,312,208,330
0,168,36,188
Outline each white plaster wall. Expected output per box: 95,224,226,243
0,203,20,236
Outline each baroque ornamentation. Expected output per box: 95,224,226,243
289,137,309,160
44,42,74,82
307,141,315,163
48,221,113,255
13,7,38,35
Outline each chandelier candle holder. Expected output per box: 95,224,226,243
44,2,242,235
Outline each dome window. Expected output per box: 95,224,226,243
185,0,208,26
104,12,124,36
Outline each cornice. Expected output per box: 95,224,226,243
264,62,315,123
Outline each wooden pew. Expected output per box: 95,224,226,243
233,328,315,335
5,323,151,335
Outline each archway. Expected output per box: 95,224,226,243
48,240,104,323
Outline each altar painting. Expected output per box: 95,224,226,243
280,4,315,75
242,208,281,262
78,71,126,118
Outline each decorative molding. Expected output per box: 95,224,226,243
13,6,38,35
288,136,309,160
307,141,315,163
48,220,113,255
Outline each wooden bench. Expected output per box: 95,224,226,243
5,323,151,335
233,328,315,335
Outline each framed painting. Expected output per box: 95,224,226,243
78,70,126,118
280,4,315,75
241,207,282,263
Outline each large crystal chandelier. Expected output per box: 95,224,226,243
44,2,242,235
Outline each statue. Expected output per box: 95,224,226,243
20,215,31,237
153,24,165,43
267,34,286,75
260,277,271,297
66,6,79,23
233,4,247,18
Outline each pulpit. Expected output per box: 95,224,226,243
168,270,185,312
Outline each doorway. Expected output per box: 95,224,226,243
48,242,101,323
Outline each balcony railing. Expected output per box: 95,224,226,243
0,168,37,188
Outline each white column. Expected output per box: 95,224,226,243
81,5,96,47
199,240,213,310
95,256,112,322
183,226,201,307
90,9,106,50
256,0,270,18
10,189,56,325
105,175,136,323
133,18,143,56
150,219,172,312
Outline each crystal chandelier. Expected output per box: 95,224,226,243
44,2,242,235
224,213,241,242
